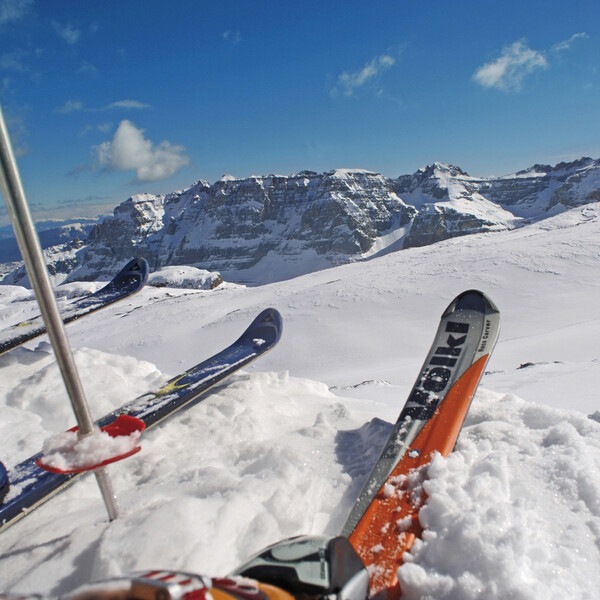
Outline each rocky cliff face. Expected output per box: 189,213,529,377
75,169,416,282
3,158,599,286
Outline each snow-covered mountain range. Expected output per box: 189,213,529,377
2,157,599,286
0,219,96,262
0,219,96,280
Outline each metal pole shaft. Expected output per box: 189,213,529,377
0,104,118,521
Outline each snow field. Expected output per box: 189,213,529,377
1,203,600,598
2,347,599,598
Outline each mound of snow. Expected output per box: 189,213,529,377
398,389,600,598
148,266,223,290
54,280,103,299
0,284,33,307
1,345,166,436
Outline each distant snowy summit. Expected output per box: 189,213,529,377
3,158,600,286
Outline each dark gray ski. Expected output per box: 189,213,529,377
0,257,149,356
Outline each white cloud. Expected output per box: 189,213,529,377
2,106,29,157
552,32,588,53
52,20,81,45
56,99,85,114
78,122,114,137
333,54,396,97
0,0,33,26
222,30,242,44
93,120,190,183
0,49,28,72
56,99,152,113
474,33,588,92
106,100,152,110
473,40,547,91
78,60,98,74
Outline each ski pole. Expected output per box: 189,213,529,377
0,103,119,521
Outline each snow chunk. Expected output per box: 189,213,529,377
148,266,223,290
39,426,142,473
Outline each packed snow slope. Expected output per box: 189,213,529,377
1,203,599,598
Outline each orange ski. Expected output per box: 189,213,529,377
342,290,500,599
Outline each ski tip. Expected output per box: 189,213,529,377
239,308,283,348
119,257,150,286
0,461,8,504
443,289,499,318
255,307,283,342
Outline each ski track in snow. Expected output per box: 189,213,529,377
1,203,600,598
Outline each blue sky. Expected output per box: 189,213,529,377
0,0,598,226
